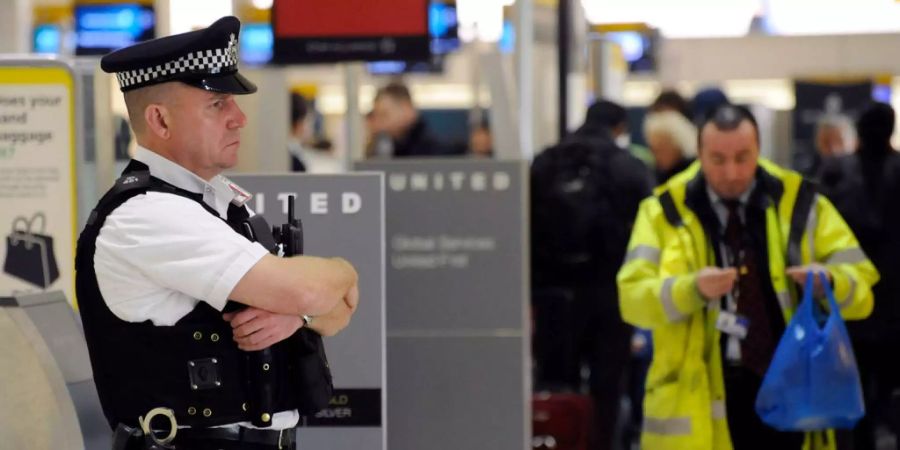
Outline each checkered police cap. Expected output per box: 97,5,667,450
100,16,257,95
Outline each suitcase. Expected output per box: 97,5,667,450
533,392,593,450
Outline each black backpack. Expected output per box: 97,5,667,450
531,137,623,285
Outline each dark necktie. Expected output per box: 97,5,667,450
723,200,775,377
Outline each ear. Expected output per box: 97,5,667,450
143,103,172,140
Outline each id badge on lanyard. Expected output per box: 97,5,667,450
716,240,749,339
716,310,749,339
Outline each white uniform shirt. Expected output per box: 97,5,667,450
94,146,299,429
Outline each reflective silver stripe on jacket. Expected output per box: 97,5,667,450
643,417,692,435
644,401,726,436
625,245,661,265
826,247,867,265
837,275,857,308
712,400,726,420
661,277,687,322
776,290,792,312
806,195,818,259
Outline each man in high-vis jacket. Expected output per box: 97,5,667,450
617,104,878,450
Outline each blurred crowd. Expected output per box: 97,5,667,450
285,79,900,449
530,87,900,450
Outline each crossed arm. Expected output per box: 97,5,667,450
226,254,360,350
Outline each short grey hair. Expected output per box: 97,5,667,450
815,113,857,153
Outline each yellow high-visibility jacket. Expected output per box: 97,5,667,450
617,159,878,450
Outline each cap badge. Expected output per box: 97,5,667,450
228,33,239,61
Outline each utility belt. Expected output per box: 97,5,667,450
111,409,296,450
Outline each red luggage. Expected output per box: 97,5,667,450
532,392,593,450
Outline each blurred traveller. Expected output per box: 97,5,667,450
468,117,494,158
531,99,653,450
815,114,856,159
650,89,692,120
796,114,856,180
644,110,697,184
367,81,455,157
618,104,877,450
819,102,900,450
76,17,359,450
814,114,857,175
577,99,654,168
690,87,730,126
288,93,341,173
288,92,309,172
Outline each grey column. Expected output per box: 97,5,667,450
516,0,535,160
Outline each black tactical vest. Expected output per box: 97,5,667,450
75,160,332,429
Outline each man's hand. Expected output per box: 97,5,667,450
308,285,359,337
696,267,738,301
786,264,832,298
223,308,304,352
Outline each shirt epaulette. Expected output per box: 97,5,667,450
110,171,152,197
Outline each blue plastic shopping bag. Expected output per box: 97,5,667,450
755,271,864,431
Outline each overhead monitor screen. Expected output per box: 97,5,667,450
429,1,459,55
367,1,456,75
241,23,274,66
74,4,155,56
272,0,430,64
604,30,657,73
33,24,63,54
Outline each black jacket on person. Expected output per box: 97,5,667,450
291,155,307,172
392,119,460,157
569,125,656,251
819,149,900,343
531,127,653,290
530,123,654,445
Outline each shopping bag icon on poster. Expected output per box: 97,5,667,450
755,271,865,430
3,213,60,289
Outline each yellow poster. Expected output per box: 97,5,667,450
0,63,77,305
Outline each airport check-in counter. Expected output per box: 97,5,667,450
0,291,110,450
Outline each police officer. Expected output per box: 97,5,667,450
75,17,359,449
617,104,878,450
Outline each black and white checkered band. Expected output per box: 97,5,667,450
115,33,240,90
